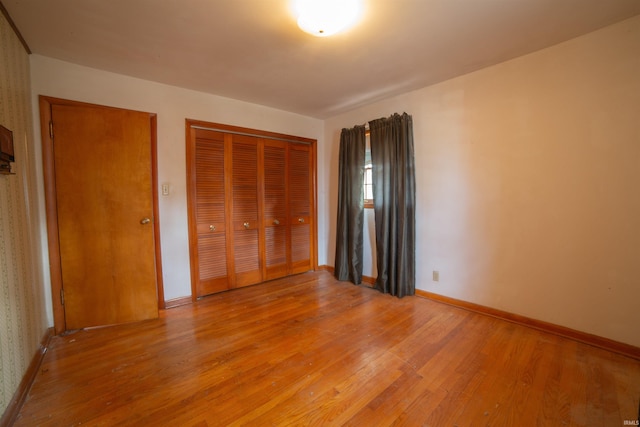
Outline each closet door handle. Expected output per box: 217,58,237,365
243,222,250,229
298,218,304,223
209,225,216,232
273,219,280,225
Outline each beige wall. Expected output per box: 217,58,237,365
323,16,640,347
29,55,325,314
0,14,49,414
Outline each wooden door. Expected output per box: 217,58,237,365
186,120,316,297
190,129,230,297
289,143,313,274
262,140,289,280
230,134,263,287
48,103,158,330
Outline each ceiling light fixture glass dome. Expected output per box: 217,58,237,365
293,0,363,37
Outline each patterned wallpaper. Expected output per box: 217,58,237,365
0,12,48,415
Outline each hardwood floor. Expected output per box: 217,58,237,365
15,271,640,426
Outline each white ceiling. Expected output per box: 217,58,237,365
4,0,640,119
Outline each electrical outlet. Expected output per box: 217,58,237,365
433,270,439,282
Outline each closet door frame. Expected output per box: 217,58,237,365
186,119,317,301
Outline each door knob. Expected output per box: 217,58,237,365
243,222,250,229
209,225,216,231
140,218,151,225
298,218,304,223
273,219,280,225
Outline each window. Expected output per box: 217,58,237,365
364,163,373,208
364,133,373,208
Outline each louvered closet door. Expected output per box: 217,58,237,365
193,129,230,296
289,143,313,274
188,120,316,298
231,134,263,287
263,140,288,280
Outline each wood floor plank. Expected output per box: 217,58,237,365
14,271,640,426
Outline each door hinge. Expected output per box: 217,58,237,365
49,121,54,140
60,288,64,306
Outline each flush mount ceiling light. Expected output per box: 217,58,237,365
293,0,363,37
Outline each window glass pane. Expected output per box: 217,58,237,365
365,183,373,200
364,168,373,199
364,133,373,205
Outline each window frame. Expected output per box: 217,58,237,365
364,163,373,209
363,132,373,209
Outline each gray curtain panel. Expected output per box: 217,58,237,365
369,113,416,297
334,125,366,284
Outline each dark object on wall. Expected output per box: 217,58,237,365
0,124,15,174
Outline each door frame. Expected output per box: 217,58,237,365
39,96,165,334
185,119,318,301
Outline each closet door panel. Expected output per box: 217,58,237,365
289,144,313,274
188,120,316,298
265,228,287,277
231,135,262,287
197,234,228,294
193,130,229,296
263,141,288,279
